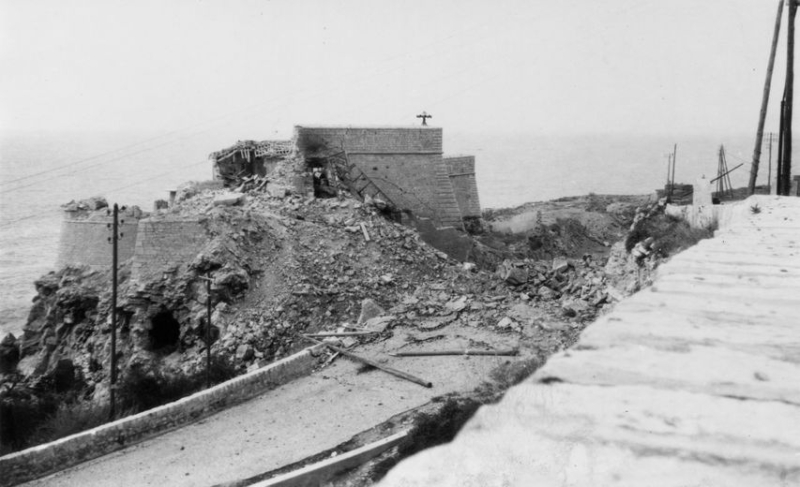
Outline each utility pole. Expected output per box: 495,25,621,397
670,144,677,201
206,275,212,388
749,0,784,194
198,274,214,388
768,132,774,193
108,204,120,420
665,153,672,201
778,99,786,193
780,0,796,195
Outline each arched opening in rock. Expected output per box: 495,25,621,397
149,312,180,353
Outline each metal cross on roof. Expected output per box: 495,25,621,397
416,111,432,126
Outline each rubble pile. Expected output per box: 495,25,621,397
2,153,670,412
495,254,621,322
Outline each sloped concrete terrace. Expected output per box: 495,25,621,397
379,195,800,486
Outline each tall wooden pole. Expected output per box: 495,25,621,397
670,143,677,201
781,0,796,195
768,132,774,193
110,204,118,420
665,154,672,201
749,0,785,194
778,99,786,193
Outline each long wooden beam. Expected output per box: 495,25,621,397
303,336,433,388
389,349,519,357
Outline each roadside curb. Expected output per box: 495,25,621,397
0,345,324,487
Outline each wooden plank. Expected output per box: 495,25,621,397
253,430,409,487
304,331,379,338
302,336,432,388
390,349,518,357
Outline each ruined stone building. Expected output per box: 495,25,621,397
292,126,480,229
56,125,482,281
210,140,293,183
211,125,481,230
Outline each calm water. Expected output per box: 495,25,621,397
0,129,783,337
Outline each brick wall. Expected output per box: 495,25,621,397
443,156,482,218
131,219,208,283
0,345,324,487
294,126,442,153
56,219,140,269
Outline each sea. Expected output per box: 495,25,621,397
0,129,785,339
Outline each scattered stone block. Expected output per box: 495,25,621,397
235,344,254,362
363,315,395,332
213,193,244,206
358,299,386,324
552,258,570,273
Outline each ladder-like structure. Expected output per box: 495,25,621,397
328,151,396,207
327,150,463,229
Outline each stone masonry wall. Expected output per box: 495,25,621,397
349,153,462,227
0,345,324,487
444,156,481,218
56,219,140,269
131,219,208,283
294,126,462,227
294,126,442,154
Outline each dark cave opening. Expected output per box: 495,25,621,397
148,312,180,353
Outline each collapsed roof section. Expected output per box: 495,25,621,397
210,140,293,185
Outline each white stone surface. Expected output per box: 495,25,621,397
380,195,800,487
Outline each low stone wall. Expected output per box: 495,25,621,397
0,345,324,487
665,195,778,231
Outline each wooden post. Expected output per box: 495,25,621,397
749,0,785,194
780,0,796,196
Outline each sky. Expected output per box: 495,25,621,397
0,0,794,139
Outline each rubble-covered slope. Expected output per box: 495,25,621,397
2,156,690,415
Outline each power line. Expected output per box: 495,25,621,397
0,159,207,229
1,135,209,195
